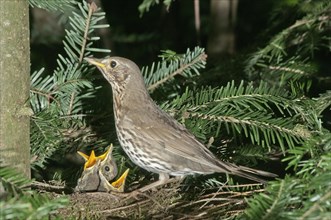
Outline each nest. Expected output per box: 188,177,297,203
40,180,264,219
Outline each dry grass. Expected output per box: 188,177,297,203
54,180,264,219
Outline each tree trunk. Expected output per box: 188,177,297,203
0,0,30,181
207,0,238,58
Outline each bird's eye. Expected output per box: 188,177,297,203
110,61,117,68
104,166,110,172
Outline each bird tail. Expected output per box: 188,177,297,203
216,161,278,184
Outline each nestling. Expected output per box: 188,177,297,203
75,145,129,193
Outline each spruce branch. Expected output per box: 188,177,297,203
68,92,76,115
313,91,331,116
29,0,76,12
188,112,303,151
244,132,331,219
250,180,287,220
143,47,207,92
245,1,331,84
0,166,68,220
30,1,110,168
79,2,97,63
162,81,317,151
0,166,31,196
147,51,207,91
268,65,310,76
30,88,59,108
1,193,68,220
300,191,331,220
138,0,173,16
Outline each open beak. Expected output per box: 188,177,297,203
77,150,97,170
84,57,106,69
111,168,130,192
77,151,90,161
97,144,113,161
77,144,113,170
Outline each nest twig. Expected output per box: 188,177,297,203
55,180,265,219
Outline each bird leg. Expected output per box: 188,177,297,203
138,173,170,192
122,173,172,200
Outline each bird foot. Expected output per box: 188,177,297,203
128,189,144,200
117,189,146,203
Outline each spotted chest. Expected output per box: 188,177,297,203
115,125,174,174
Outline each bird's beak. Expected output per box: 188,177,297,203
77,144,114,170
97,144,113,161
82,150,97,170
84,57,106,69
111,168,130,191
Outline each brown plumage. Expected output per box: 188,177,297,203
85,57,277,191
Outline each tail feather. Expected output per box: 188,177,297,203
216,161,278,183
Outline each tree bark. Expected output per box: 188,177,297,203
0,0,30,181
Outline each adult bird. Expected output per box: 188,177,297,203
85,56,277,192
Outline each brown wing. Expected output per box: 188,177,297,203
128,103,277,181
131,106,231,173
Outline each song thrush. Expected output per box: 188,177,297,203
76,145,129,192
85,56,277,191
75,158,101,192
77,144,118,180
